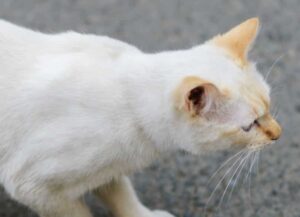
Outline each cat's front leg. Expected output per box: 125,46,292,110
95,176,175,217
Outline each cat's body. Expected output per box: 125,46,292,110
0,20,154,197
0,19,281,217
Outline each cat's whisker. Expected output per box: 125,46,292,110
270,84,284,95
274,113,279,121
205,152,247,210
271,102,278,113
269,78,285,92
265,53,286,83
270,104,281,126
244,151,252,183
220,153,250,204
270,90,282,99
218,151,251,207
254,151,259,174
250,152,259,185
207,149,246,183
246,150,257,205
227,150,254,202
272,108,280,121
242,152,253,186
271,106,279,118
255,150,261,175
241,152,255,207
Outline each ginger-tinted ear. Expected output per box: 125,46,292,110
174,76,220,117
213,17,260,66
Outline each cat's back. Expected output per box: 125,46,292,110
0,20,43,45
0,19,139,71
0,20,140,163
0,20,145,191
0,19,140,118
0,19,139,106
0,19,140,94
0,20,45,61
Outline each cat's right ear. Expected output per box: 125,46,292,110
174,76,220,117
212,17,260,67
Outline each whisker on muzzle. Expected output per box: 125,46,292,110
204,146,261,215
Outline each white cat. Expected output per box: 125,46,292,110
0,18,281,217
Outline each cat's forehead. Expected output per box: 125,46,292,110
191,45,249,84
193,44,271,116
242,72,271,117
189,17,262,88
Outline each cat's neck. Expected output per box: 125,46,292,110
119,51,191,153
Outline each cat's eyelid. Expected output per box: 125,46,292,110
242,118,259,132
254,119,259,126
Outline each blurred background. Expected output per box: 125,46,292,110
0,0,300,216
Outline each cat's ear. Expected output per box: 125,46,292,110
174,76,220,117
212,17,260,66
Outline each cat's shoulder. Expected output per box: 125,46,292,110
0,19,44,41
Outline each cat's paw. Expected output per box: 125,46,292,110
152,210,175,217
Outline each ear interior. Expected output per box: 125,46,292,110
186,83,219,116
174,76,220,117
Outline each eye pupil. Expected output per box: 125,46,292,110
242,119,259,132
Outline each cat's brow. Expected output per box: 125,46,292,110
260,95,270,111
250,93,270,117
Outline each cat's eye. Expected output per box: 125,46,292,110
242,119,258,132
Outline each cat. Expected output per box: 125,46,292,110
0,17,281,217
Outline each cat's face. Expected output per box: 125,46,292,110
173,18,281,153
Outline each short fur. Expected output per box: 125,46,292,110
0,18,281,217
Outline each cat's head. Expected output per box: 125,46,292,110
171,18,281,153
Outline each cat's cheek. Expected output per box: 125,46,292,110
221,129,250,148
218,102,253,127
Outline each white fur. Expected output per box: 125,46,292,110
0,20,270,217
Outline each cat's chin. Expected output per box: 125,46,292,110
196,138,276,153
247,141,274,150
181,142,234,155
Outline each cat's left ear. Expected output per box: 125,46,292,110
174,76,221,117
212,17,260,66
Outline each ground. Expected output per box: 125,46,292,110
0,0,300,216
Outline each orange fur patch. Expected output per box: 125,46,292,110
256,114,281,140
212,18,260,67
173,76,206,113
173,76,221,118
240,81,270,117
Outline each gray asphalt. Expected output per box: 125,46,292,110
0,0,300,217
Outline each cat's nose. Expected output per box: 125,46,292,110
256,114,282,141
268,128,281,141
268,119,281,141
